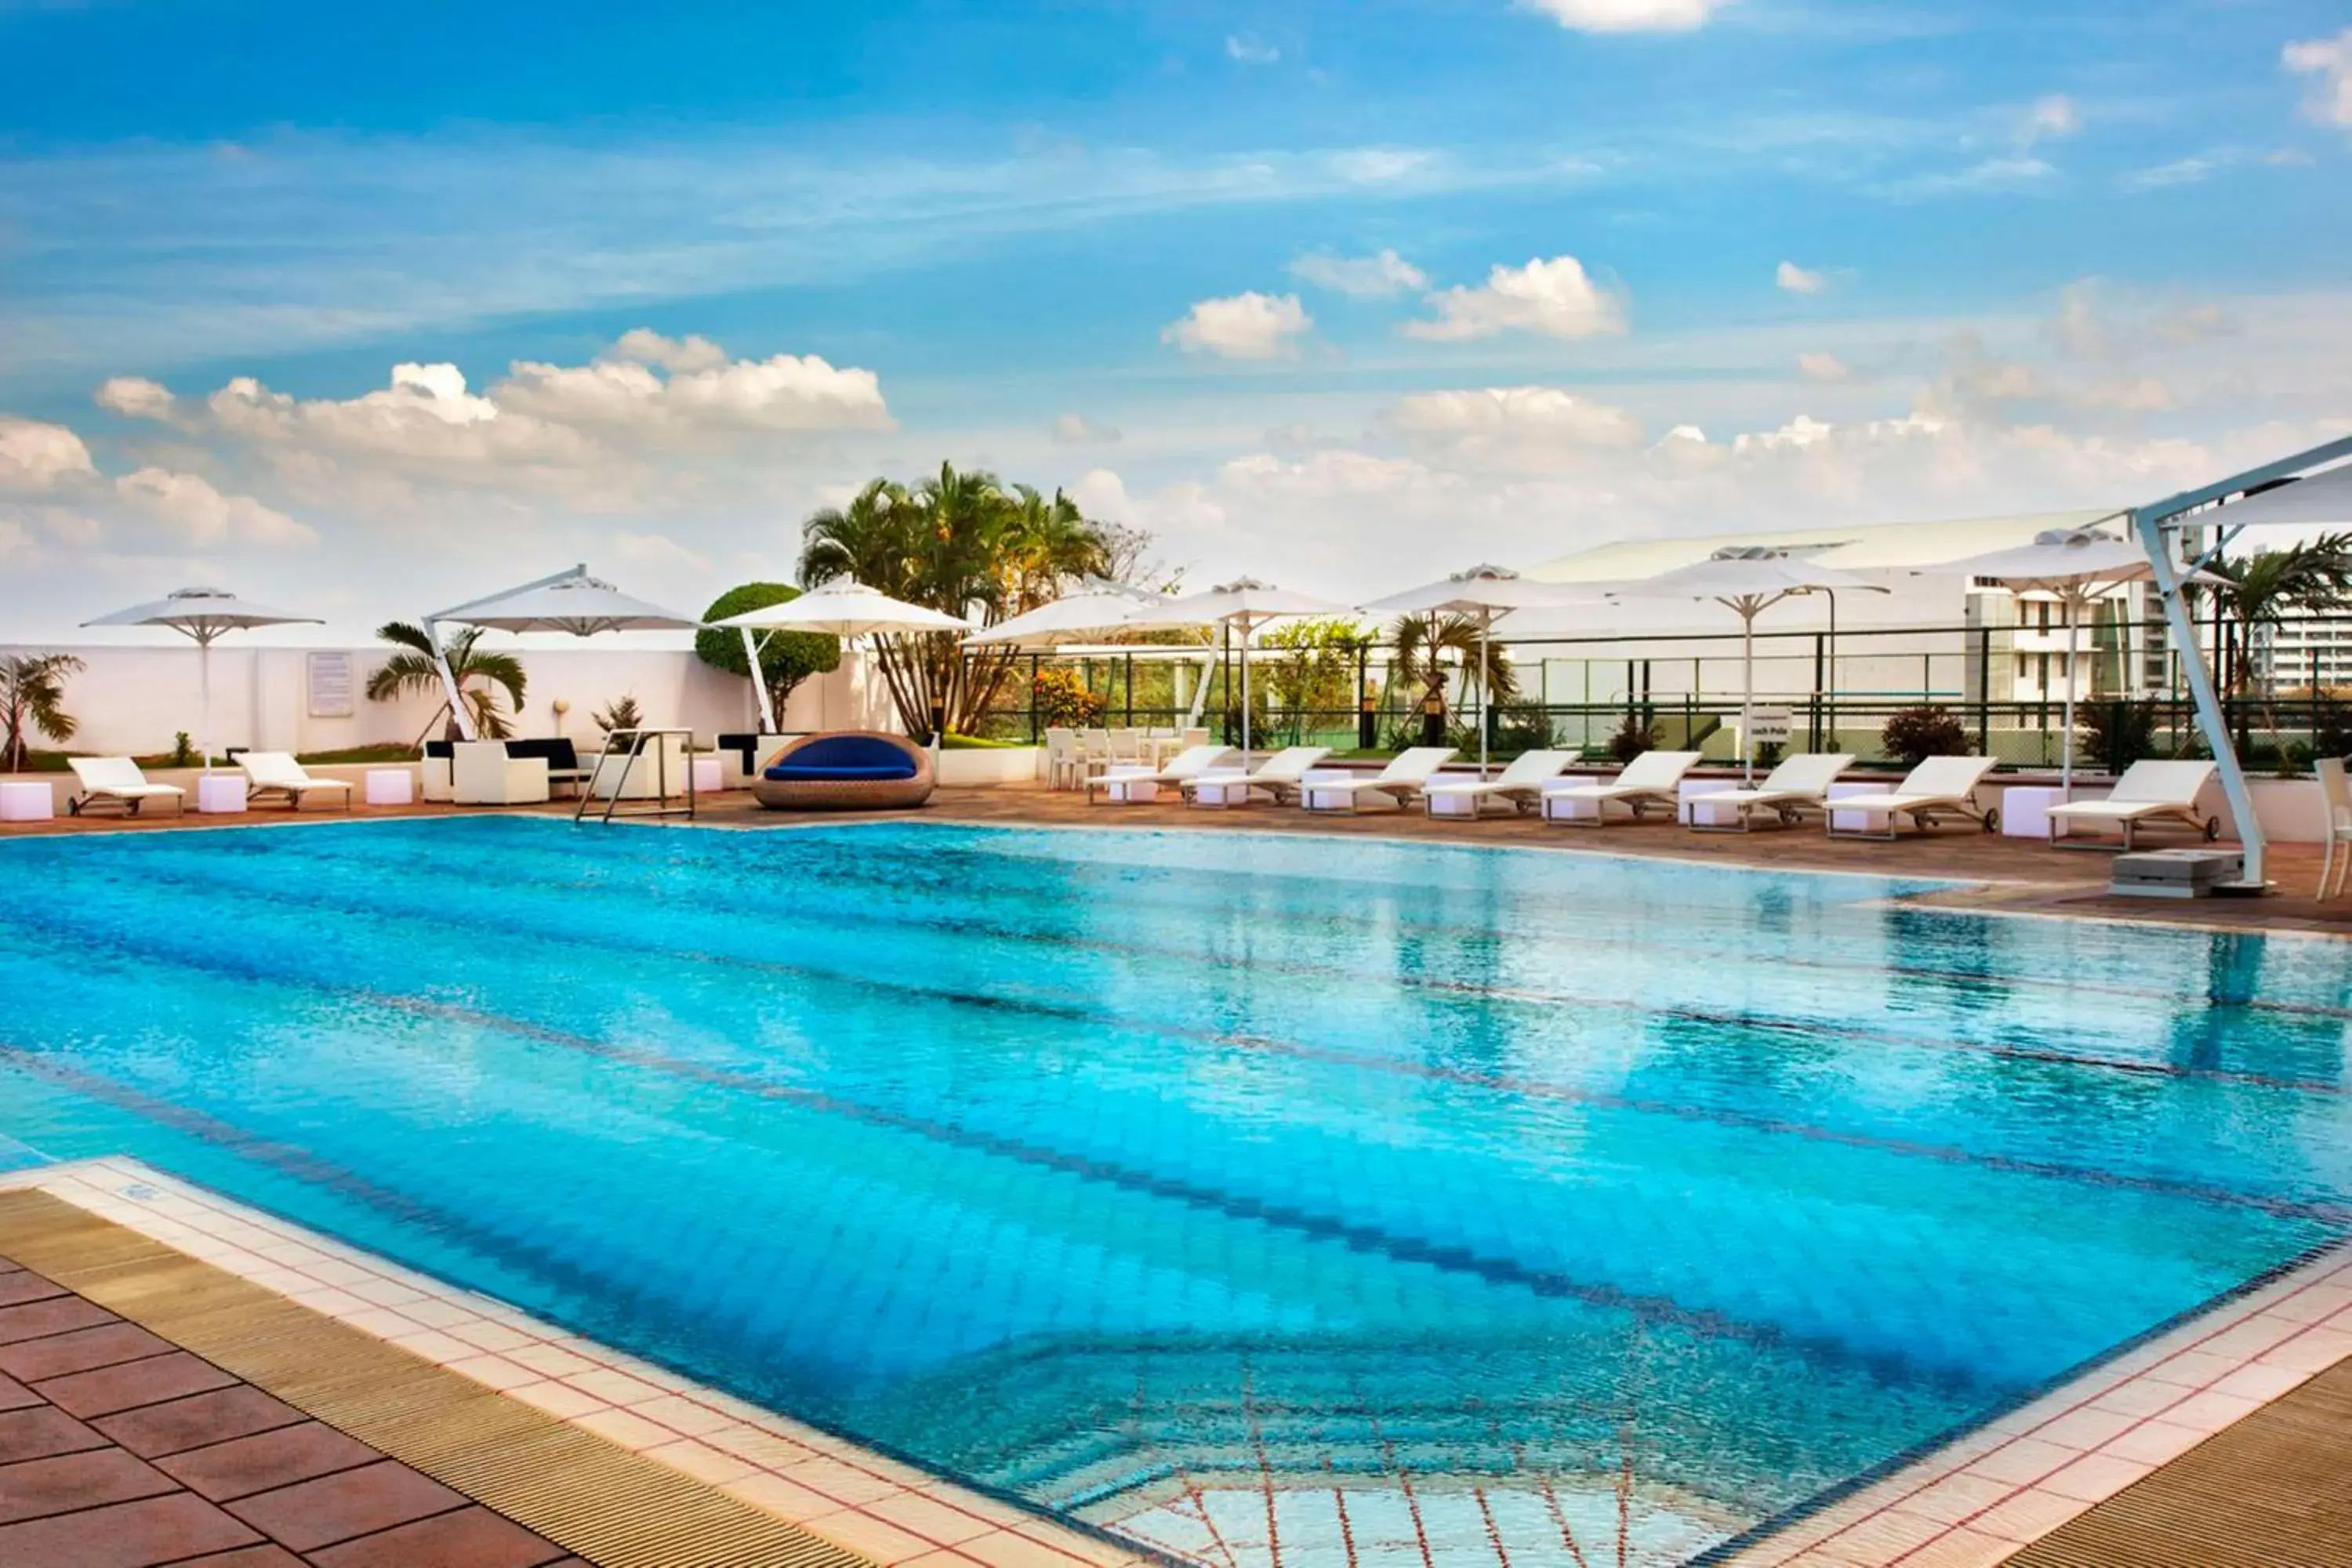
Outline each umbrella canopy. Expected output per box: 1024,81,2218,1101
961,590,1173,648
83,587,323,771
427,564,699,637
712,579,969,637
1360,565,1599,775
1941,525,2221,794
1613,548,1889,782
1152,579,1348,767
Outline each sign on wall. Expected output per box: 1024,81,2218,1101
307,652,354,718
1746,705,1791,744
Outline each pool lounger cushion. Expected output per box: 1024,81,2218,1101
755,731,935,811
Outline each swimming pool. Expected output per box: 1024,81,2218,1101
1,816,2347,1565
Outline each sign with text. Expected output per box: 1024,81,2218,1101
1746,705,1792,744
307,652,354,718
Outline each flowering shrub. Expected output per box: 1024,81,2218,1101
1032,666,1105,728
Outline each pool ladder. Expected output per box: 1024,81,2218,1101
575,727,699,824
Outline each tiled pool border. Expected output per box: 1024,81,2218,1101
0,1155,1159,1568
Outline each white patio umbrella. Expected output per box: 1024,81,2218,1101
425,564,702,739
1155,579,1347,768
1360,564,1598,777
1611,549,1888,783
82,586,322,770
1941,525,2222,797
713,579,970,735
960,587,1174,648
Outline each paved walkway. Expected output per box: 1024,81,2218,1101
0,1256,581,1568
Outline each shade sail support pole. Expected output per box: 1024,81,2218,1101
2136,503,2262,886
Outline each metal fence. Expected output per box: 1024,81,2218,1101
970,615,2352,773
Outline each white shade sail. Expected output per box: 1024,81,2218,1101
712,579,970,637
1360,565,1599,775
1159,579,1347,628
427,564,700,636
82,587,323,771
2180,462,2352,533
962,590,1175,648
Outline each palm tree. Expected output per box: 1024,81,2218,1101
2205,532,2352,755
799,463,1110,738
365,622,528,746
1388,612,1520,722
0,653,84,772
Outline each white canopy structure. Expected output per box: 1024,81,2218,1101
1943,524,2221,798
423,564,702,740
1362,565,1597,776
1612,549,1888,782
82,587,322,770
1155,579,1347,768
713,579,970,735
2130,437,2352,890
960,586,1175,648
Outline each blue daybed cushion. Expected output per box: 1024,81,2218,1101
765,735,918,782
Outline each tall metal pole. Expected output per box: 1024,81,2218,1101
2058,592,2078,799
741,626,777,731
2136,504,2263,885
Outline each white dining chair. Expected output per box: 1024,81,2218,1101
2318,757,2352,898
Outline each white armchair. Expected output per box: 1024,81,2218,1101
452,740,550,806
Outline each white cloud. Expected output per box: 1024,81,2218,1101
1796,351,1851,383
111,466,315,548
1519,0,1736,34
1051,413,1123,445
1162,292,1315,361
1886,156,2057,198
1405,255,1626,342
94,376,181,423
612,529,710,571
1327,148,1433,184
2285,30,2352,128
1225,34,1279,65
2017,93,2082,149
1384,386,1642,470
611,328,731,373
0,416,98,492
498,347,892,435
1776,260,1828,295
1290,249,1428,299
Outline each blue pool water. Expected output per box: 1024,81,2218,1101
2,817,2348,1561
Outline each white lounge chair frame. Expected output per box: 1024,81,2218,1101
238,751,354,811
1421,750,1576,817
1539,750,1701,828
1179,746,1330,807
2045,759,2220,851
1822,755,1998,840
1301,748,1458,814
65,757,186,818
1084,743,1239,802
1684,753,1855,833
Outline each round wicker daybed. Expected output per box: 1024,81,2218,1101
753,731,935,811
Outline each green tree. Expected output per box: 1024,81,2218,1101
0,652,83,771
365,622,528,746
1260,618,1373,744
797,461,1112,738
694,583,841,727
1387,612,1521,721
2205,532,2352,755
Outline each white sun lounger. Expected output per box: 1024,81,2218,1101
1421,750,1576,817
1179,746,1330,807
238,751,355,811
1084,743,1239,802
2046,759,2220,851
65,757,186,818
1301,747,1458,813
1823,755,1998,840
1684,753,1855,832
1538,750,1701,827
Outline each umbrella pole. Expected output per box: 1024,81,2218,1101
199,637,212,772
1479,609,1491,778
1240,616,1253,770
1740,605,1756,786
2060,593,2077,800
741,627,776,731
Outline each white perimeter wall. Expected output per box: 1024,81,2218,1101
0,642,899,757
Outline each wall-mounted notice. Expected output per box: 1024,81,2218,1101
307,652,354,717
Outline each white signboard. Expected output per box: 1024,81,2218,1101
1746,705,1791,744
307,652,354,718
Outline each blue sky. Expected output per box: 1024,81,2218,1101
3,0,2350,633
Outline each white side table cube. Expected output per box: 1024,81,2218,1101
1187,771,1252,808
1540,792,1602,823
1828,781,1881,834
365,768,414,807
196,775,248,815
1677,779,1731,825
1426,789,1481,818
690,756,724,793
2000,785,2074,839
1102,766,1158,804
0,781,53,822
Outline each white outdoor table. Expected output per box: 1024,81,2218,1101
690,756,725,794
0,781,53,822
364,768,414,807
196,774,248,815
1187,770,1253,808
2000,785,2074,839
1299,768,1358,813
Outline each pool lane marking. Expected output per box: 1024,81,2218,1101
6,882,2346,1230
85,820,2352,1029
25,844,2350,1105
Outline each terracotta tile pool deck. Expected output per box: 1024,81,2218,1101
5,779,2352,1566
